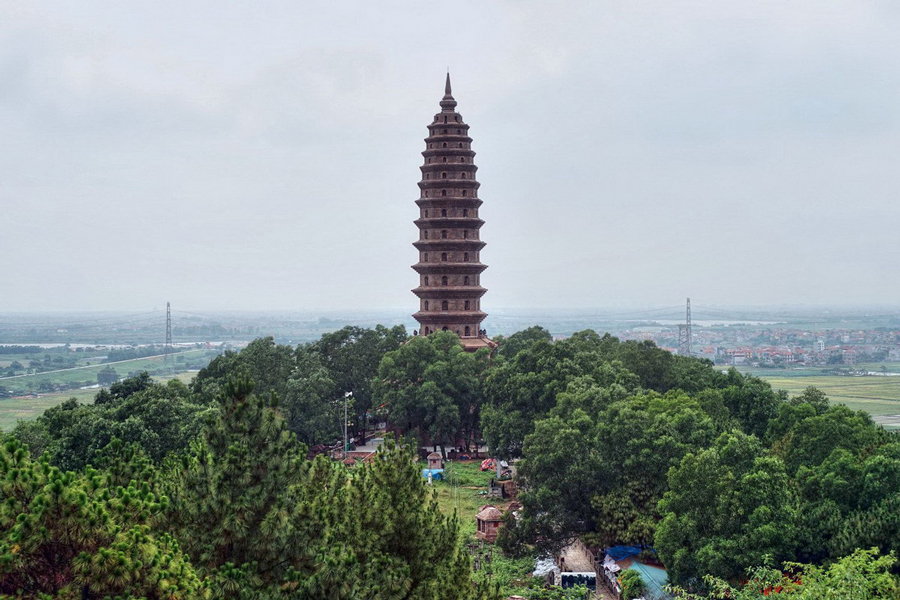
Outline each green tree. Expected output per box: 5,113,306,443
619,569,646,600
672,548,899,600
97,365,119,386
655,430,799,587
191,337,296,404
513,388,716,552
374,331,489,454
165,376,317,593
304,324,407,440
0,438,206,598
281,350,340,446
495,325,553,359
317,439,485,600
15,375,207,470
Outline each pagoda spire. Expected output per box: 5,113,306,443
440,72,457,112
411,76,495,351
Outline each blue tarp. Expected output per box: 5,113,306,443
422,468,444,480
605,545,642,561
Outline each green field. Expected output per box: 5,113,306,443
0,350,209,395
763,375,900,427
0,369,200,432
0,388,100,431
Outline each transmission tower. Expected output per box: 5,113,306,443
164,302,172,365
678,297,693,356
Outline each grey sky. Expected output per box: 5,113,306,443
2,1,898,312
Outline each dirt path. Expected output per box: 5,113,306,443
559,543,616,599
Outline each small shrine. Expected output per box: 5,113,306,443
426,451,444,470
475,505,505,542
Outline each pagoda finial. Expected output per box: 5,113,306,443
440,72,457,111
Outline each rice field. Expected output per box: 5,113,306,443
762,375,900,428
0,370,198,432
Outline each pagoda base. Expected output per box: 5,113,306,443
459,335,497,352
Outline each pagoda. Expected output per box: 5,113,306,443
412,75,495,351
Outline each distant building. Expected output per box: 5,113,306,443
411,75,495,352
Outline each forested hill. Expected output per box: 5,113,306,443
2,325,899,598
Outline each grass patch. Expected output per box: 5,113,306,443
0,387,99,431
428,459,538,597
431,460,496,539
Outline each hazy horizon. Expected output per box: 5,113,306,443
3,1,899,311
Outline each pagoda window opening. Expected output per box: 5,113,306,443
442,157,447,163
423,230,429,239
464,276,470,285
441,209,447,217
464,252,469,262
442,301,448,311
455,116,459,122
441,276,448,286
442,326,448,331
426,173,430,179
423,253,428,262
443,116,447,123
464,230,468,239
424,210,428,217
441,230,447,239
441,172,447,179
441,252,447,261
424,300,429,310
442,190,447,197
465,300,470,310
443,142,447,148
461,173,466,179
459,143,463,148
428,144,432,149
465,326,470,336
463,209,468,217
462,190,467,197
442,128,447,133
424,276,429,285
457,129,461,134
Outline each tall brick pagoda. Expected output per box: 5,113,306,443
412,74,495,351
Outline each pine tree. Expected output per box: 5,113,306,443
308,439,495,600
165,376,320,596
0,438,206,598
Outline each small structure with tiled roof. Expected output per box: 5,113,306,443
427,451,444,470
475,505,505,542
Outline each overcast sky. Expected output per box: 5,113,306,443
2,1,899,312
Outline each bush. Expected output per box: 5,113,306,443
620,569,645,600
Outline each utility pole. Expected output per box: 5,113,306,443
164,302,172,365
686,297,692,356
343,391,352,459
678,297,693,357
